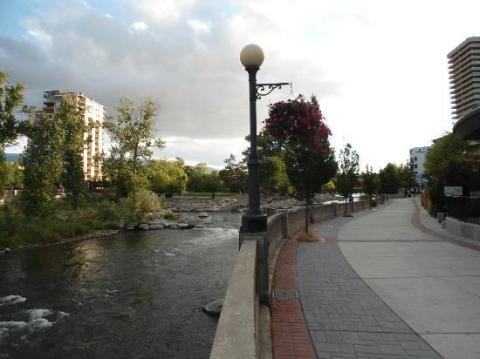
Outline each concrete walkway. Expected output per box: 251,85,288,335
335,199,480,359
297,202,442,359
293,197,480,358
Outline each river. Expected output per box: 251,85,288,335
0,212,240,359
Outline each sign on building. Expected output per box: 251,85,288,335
444,186,463,197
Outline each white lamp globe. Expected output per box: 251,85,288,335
240,44,264,68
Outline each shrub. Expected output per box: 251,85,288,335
164,212,181,221
122,190,164,221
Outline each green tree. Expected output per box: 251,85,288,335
22,113,64,214
264,95,336,233
0,161,23,190
424,133,480,214
335,143,360,216
184,163,225,198
104,97,164,200
362,166,379,208
0,72,24,151
379,163,400,195
201,171,225,199
0,72,24,190
147,159,188,196
397,164,416,191
59,98,87,209
185,163,211,192
259,155,290,195
242,133,283,163
219,154,247,193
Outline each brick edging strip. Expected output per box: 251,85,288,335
271,238,316,359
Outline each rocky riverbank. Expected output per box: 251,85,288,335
165,196,247,212
164,193,341,214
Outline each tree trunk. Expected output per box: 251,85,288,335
73,192,78,210
305,197,309,234
132,148,138,203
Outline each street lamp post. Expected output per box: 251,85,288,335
240,44,266,233
239,44,289,304
240,44,290,233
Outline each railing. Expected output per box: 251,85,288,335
210,199,370,359
446,196,480,223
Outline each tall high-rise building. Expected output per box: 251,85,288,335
448,37,480,119
42,90,105,181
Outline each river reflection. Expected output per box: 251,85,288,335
0,222,239,359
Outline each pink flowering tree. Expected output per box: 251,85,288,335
263,95,337,233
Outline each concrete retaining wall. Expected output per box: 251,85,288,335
267,213,287,260
311,204,337,222
210,240,258,359
445,216,480,241
210,200,369,359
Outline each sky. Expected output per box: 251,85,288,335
1,0,478,170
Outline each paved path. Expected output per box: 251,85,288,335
336,199,480,359
293,198,480,358
297,202,441,358
272,239,316,359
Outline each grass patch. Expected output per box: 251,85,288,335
0,199,132,249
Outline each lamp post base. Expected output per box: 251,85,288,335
240,213,267,233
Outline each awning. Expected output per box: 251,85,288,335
453,107,480,140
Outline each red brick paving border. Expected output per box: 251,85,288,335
271,239,316,359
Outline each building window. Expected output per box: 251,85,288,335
414,164,417,169
415,157,417,161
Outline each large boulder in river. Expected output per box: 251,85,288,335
178,223,192,230
126,223,138,230
203,299,224,316
149,224,165,230
151,220,170,227
198,212,209,218
139,223,150,231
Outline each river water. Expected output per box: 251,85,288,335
0,212,240,359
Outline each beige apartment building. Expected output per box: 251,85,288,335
42,90,105,181
449,37,480,142
448,37,480,119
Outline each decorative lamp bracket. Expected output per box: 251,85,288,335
256,82,291,99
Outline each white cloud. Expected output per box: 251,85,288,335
3,0,479,169
26,28,52,44
187,19,209,33
130,0,196,23
129,21,148,32
155,136,247,167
